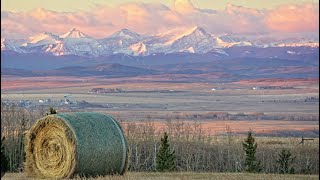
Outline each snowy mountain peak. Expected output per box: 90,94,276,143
1,26,318,56
1,38,24,52
120,28,135,34
29,32,59,43
111,28,141,39
184,26,207,36
215,34,254,47
43,32,55,36
216,34,237,43
60,28,88,39
191,26,206,33
168,25,216,54
1,38,7,50
20,32,60,47
166,26,209,45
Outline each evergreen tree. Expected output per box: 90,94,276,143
242,130,262,173
1,137,8,177
276,149,296,174
156,132,176,172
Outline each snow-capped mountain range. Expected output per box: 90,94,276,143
1,26,319,57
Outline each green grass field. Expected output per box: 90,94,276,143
3,172,319,180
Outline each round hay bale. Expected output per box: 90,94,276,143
25,112,128,178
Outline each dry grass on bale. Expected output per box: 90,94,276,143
25,112,128,179
25,116,77,179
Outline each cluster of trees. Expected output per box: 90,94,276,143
122,120,318,174
241,131,297,174
1,105,56,173
1,104,318,175
155,130,298,174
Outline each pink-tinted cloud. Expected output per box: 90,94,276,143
174,0,197,14
264,3,319,33
1,0,318,39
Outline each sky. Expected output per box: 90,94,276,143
1,0,319,39
2,0,319,12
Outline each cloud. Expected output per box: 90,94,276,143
264,3,319,33
173,0,197,14
1,0,318,39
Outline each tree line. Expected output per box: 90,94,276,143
1,105,319,175
155,130,298,174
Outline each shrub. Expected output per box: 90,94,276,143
47,107,57,115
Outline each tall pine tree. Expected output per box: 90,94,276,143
276,149,296,174
156,132,176,172
243,130,262,173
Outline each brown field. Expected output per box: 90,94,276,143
1,76,221,92
1,76,98,91
2,172,319,180
234,78,319,87
1,75,319,137
122,120,319,135
2,76,318,92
